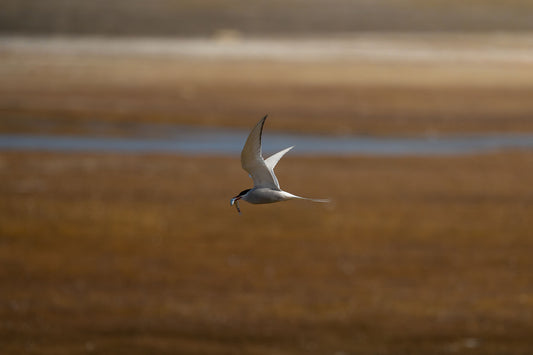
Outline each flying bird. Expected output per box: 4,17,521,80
230,115,329,214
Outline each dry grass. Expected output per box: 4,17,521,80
2,33,533,354
2,45,533,136
1,150,532,354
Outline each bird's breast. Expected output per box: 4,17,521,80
244,188,290,204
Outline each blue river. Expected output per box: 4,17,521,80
1,127,532,156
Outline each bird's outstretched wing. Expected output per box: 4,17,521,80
265,146,294,171
241,115,283,189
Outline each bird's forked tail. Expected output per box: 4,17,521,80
282,191,330,203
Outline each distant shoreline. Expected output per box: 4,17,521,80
2,34,533,63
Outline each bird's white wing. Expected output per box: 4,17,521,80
241,115,280,189
265,146,294,171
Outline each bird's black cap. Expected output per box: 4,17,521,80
238,189,251,197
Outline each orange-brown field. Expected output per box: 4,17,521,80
1,34,533,354
1,150,532,354
2,36,533,136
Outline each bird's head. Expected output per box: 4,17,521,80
230,189,251,214
230,188,251,205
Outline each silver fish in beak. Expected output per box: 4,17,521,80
230,197,241,214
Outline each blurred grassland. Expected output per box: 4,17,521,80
2,1,533,354
1,151,532,354
2,40,533,136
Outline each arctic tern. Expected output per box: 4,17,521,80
230,115,329,214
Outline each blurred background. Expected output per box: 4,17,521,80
1,1,533,354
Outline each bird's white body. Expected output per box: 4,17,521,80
231,115,328,213
239,188,299,204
